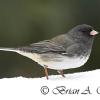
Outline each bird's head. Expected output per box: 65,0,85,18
68,24,98,42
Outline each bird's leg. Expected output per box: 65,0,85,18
44,66,48,80
57,70,65,77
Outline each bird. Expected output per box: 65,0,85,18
0,24,98,79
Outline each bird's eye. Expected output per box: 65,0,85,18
81,30,87,32
80,28,92,33
79,29,87,33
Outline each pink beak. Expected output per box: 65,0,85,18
90,30,98,36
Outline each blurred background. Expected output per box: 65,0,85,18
0,0,99,78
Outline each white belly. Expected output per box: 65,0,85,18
42,56,89,70
17,51,89,70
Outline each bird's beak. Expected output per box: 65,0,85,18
90,30,99,36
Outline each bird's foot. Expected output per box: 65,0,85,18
57,70,65,78
44,66,49,80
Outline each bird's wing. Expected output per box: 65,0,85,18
29,40,66,54
18,37,78,57
17,40,67,54
18,32,83,56
30,40,81,57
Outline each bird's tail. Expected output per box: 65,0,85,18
0,47,18,52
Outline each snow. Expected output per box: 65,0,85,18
0,69,100,100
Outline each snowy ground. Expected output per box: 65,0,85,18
0,69,100,100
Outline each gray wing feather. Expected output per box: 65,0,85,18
18,40,67,54
30,40,66,53
18,34,78,56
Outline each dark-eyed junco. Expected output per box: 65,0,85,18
0,24,98,79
